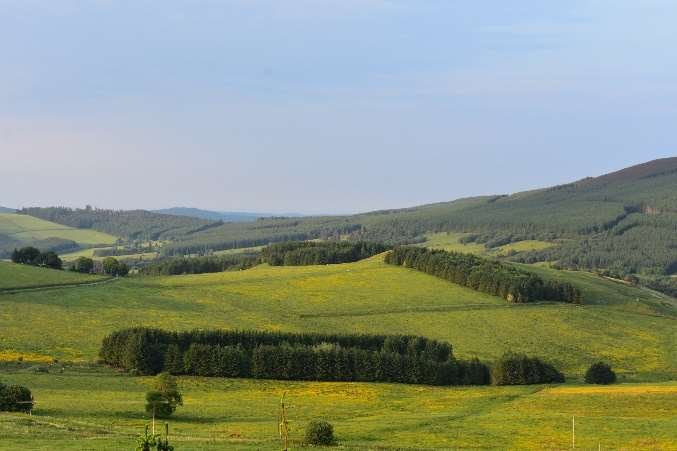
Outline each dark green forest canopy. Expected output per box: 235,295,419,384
100,327,491,386
260,241,389,266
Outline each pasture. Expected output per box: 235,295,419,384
0,256,674,381
0,213,117,246
0,365,674,449
0,262,106,291
422,232,554,257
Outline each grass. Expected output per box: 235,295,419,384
59,248,158,262
0,365,674,450
0,255,674,381
0,262,106,291
0,213,117,246
0,255,675,449
422,232,488,254
422,232,554,257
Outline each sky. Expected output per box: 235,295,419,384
1,1,676,214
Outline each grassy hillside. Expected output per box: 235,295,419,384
18,208,213,241
0,262,107,290
1,256,674,380
0,366,674,450
0,213,116,245
0,213,117,258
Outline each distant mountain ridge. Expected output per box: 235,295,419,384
152,207,303,222
0,206,15,213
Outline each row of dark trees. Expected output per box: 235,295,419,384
139,253,258,276
167,343,490,386
68,256,129,276
491,353,565,385
260,241,389,266
99,327,491,386
11,246,62,269
385,247,582,304
0,381,33,413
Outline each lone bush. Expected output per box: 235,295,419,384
585,361,616,384
0,382,34,413
305,419,335,446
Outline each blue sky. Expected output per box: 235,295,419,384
1,0,675,214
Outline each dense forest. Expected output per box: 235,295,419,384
385,247,582,303
260,241,389,266
100,328,491,386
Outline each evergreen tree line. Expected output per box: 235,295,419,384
260,241,389,266
384,247,582,304
166,342,490,386
11,246,63,269
491,353,565,385
139,253,259,276
0,381,33,413
99,327,493,386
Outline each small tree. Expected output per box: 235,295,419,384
145,373,183,419
103,257,120,276
305,419,335,446
585,361,616,384
39,251,63,270
73,256,94,273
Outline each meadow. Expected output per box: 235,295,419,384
0,256,674,380
1,254,676,449
0,262,107,291
0,365,675,450
0,213,117,246
421,232,554,257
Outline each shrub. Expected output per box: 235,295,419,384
585,362,616,384
72,256,94,273
305,419,335,446
145,373,183,418
0,382,34,413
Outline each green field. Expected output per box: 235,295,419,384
0,262,107,291
0,365,675,450
422,232,555,258
0,213,117,245
59,247,159,262
1,255,676,449
1,256,675,380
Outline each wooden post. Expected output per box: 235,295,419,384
279,392,289,451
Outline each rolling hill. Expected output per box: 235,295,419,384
0,213,118,258
18,207,213,241
159,158,677,279
1,255,674,379
0,261,107,290
0,254,675,449
0,206,15,213
15,158,677,284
